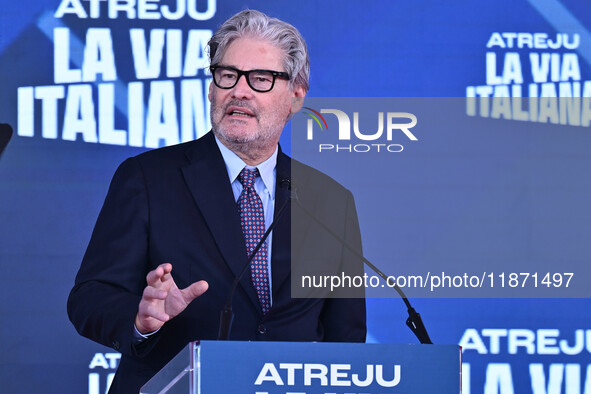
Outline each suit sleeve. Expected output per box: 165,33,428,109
320,190,367,342
67,157,154,356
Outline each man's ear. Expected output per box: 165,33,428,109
208,81,213,102
291,85,306,114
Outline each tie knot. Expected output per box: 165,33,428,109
238,168,259,189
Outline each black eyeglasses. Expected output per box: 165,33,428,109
210,65,290,93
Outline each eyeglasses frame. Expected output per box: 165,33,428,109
210,65,291,93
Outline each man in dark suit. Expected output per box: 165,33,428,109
68,9,366,393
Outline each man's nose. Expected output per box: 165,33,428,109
231,74,255,99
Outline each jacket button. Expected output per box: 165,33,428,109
112,341,120,350
258,324,267,334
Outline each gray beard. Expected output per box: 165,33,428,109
210,101,288,163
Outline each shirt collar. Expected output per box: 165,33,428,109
215,135,278,198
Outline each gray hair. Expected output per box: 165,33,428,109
208,9,310,92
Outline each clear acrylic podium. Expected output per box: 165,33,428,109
140,340,200,393
141,340,461,393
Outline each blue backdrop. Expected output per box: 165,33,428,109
1,0,590,393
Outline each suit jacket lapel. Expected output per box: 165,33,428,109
271,150,293,298
181,132,261,312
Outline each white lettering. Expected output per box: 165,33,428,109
375,365,401,387
351,364,373,387
128,81,144,146
98,84,126,145
482,329,508,355
279,363,303,386
484,363,514,394
530,364,563,394
83,28,117,82
54,28,82,83
559,329,585,355
130,28,165,79
254,363,284,386
181,78,210,142
63,84,97,143
304,364,328,386
183,30,212,76
109,0,136,19
330,364,351,386
17,87,35,137
537,329,560,355
36,86,66,139
459,329,488,354
89,353,109,369
145,80,179,148
508,329,535,354
55,0,87,18
138,0,159,19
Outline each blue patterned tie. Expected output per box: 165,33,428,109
237,168,271,314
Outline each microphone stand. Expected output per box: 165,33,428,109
218,178,432,344
289,186,433,344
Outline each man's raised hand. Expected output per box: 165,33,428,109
135,263,209,334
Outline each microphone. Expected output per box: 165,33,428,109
217,177,292,340
288,177,433,344
0,124,13,158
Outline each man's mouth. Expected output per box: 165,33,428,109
226,106,255,118
229,110,254,117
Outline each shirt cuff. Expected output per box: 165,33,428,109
133,324,160,344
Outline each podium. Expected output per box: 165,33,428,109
141,341,461,393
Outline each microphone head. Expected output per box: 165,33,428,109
279,177,291,191
279,176,299,201
0,124,13,157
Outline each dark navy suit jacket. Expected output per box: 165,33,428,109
67,132,366,393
